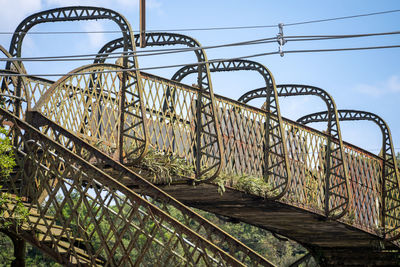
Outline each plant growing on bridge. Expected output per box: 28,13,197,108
215,172,274,198
131,147,193,183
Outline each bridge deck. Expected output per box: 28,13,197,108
156,183,400,266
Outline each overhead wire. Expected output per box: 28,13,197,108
1,44,400,77
0,30,400,62
0,9,399,34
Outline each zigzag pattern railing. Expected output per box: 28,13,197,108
0,107,273,266
297,110,400,241
237,84,351,218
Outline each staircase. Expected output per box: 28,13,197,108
0,107,273,266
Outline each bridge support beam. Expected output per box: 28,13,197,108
1,231,26,267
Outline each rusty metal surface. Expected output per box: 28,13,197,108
237,84,352,219
94,32,223,182
298,110,400,241
27,64,398,241
1,107,274,266
6,6,149,163
172,60,292,200
1,5,400,265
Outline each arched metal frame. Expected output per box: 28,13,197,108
237,85,351,218
94,32,223,182
6,6,148,162
0,45,27,117
172,60,291,200
297,110,400,240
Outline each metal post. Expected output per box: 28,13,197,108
140,0,146,48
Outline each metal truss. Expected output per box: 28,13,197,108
1,107,274,266
237,85,351,218
171,60,291,200
0,45,27,119
6,6,148,163
298,109,400,240
94,32,223,181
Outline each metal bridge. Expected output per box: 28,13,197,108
0,6,399,266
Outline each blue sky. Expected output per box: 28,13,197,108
0,0,399,155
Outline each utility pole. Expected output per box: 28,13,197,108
139,0,146,48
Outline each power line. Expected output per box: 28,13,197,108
0,37,277,62
285,9,400,27
1,44,400,77
1,30,400,62
0,9,399,35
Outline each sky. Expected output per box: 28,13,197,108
0,0,399,155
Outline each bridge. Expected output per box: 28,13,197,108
0,6,399,266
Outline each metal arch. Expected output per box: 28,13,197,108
0,45,26,75
0,45,28,122
0,45,28,116
172,60,291,200
95,33,206,63
298,109,400,240
6,6,148,163
94,32,223,182
237,84,351,218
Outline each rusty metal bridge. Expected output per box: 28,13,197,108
0,6,399,266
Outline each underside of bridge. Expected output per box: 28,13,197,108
0,5,399,267
156,183,400,266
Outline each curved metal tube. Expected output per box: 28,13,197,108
93,32,223,181
172,60,291,200
7,6,148,162
0,45,28,115
237,84,352,218
298,109,400,240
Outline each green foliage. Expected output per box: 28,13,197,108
215,172,273,198
0,232,14,266
132,148,193,183
194,208,311,266
0,126,28,229
0,127,15,178
0,232,61,267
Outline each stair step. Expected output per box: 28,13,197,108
53,240,104,265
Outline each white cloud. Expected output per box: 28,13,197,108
387,75,400,93
354,75,400,96
0,0,42,31
82,21,106,48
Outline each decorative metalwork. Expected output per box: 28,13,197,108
94,32,223,182
237,84,351,218
1,5,400,265
172,60,291,200
297,110,400,240
6,6,148,163
1,107,274,266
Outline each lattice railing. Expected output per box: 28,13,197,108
28,67,391,234
0,107,274,266
28,109,273,266
342,145,382,232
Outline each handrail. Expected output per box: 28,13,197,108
6,6,149,164
298,109,400,240
94,32,223,182
237,84,351,218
